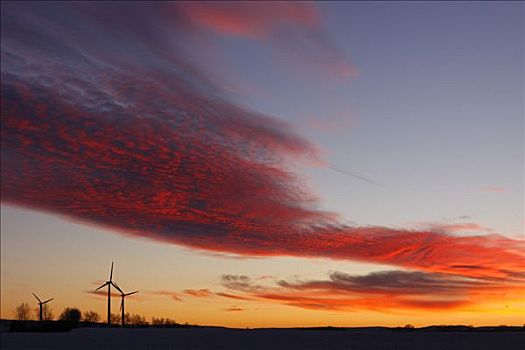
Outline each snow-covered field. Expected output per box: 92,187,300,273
1,327,523,350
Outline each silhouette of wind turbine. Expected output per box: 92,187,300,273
32,292,53,321
95,262,122,326
118,289,138,326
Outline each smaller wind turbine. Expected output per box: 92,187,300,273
118,289,138,326
95,262,122,326
32,292,53,321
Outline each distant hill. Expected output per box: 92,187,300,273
1,319,523,333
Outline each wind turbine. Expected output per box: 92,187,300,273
119,289,138,326
95,262,122,326
32,293,53,321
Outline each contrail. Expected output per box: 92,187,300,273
328,164,385,188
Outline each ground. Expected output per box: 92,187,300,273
1,327,524,350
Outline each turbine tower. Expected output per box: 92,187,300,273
32,293,53,321
95,262,122,326
119,290,138,326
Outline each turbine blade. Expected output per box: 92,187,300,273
32,293,42,303
111,281,123,294
95,282,108,291
43,298,54,304
126,291,138,296
110,262,114,281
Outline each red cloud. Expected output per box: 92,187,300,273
176,2,356,79
257,293,470,312
216,292,253,301
224,306,244,312
184,289,213,298
2,2,523,285
177,2,318,39
2,78,524,280
150,290,183,301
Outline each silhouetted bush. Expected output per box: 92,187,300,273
83,310,100,323
110,313,121,325
151,317,178,326
128,313,148,326
58,307,82,324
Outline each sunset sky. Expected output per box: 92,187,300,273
1,1,524,328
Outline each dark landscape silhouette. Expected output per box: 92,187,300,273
1,320,524,350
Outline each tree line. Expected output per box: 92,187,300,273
12,302,162,326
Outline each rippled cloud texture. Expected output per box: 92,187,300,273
1,0,524,298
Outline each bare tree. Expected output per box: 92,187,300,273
42,303,54,321
83,310,101,323
14,303,32,321
35,304,54,321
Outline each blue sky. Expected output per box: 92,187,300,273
207,1,524,235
